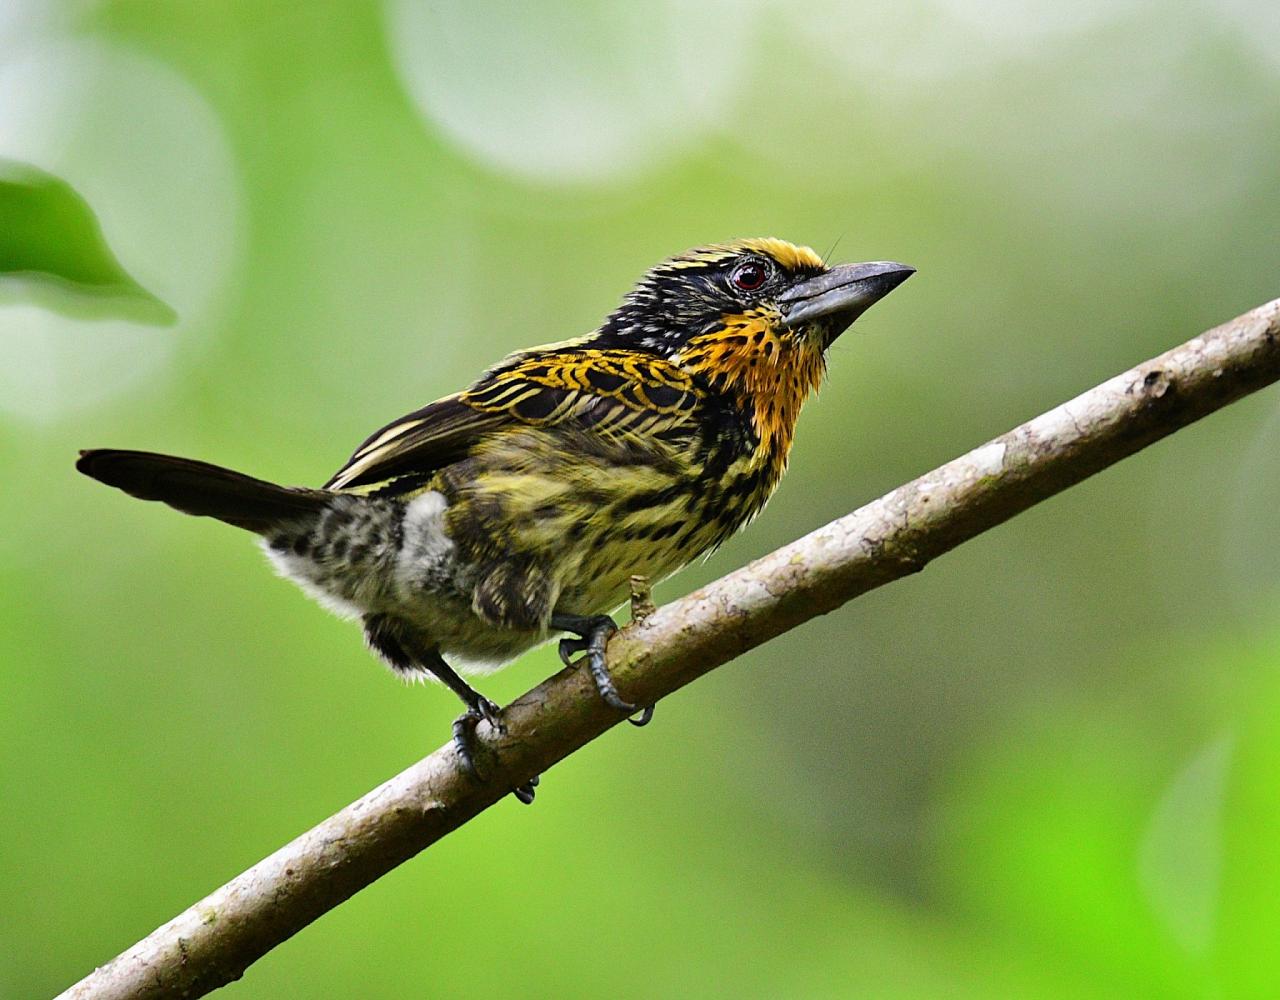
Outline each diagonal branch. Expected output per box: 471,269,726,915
59,298,1280,1000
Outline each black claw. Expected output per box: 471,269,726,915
513,781,537,805
557,637,586,669
585,639,637,714
476,696,507,736
452,711,483,779
594,678,638,715
628,705,655,727
452,695,508,782
551,612,653,721
512,772,540,805
453,698,540,804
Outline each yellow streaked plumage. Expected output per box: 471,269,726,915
76,238,913,802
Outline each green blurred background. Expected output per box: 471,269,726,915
3,2,1280,997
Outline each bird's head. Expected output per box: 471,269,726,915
595,237,914,360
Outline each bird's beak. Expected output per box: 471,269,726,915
776,261,915,341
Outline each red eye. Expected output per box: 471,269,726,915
730,260,768,292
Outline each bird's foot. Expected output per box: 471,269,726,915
554,614,654,727
451,695,504,779
451,697,540,804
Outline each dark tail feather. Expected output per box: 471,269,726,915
76,449,331,533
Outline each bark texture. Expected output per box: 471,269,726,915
59,298,1280,999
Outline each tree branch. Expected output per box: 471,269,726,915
59,298,1280,1000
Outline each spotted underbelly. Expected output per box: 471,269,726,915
259,492,545,669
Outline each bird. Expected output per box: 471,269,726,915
77,238,913,803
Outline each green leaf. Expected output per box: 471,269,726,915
0,159,176,325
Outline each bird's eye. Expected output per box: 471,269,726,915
730,260,769,292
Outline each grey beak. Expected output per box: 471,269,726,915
776,261,915,337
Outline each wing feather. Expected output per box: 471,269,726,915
325,349,705,493
324,396,502,491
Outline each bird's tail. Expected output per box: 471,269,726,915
76,449,332,534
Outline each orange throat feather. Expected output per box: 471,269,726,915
676,309,827,489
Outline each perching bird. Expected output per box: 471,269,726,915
77,238,913,802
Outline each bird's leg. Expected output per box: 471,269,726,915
364,614,536,804
427,652,507,768
551,612,653,727
420,650,538,804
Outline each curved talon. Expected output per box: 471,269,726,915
454,699,539,805
586,646,636,715
557,637,587,669
513,781,537,805
452,711,483,780
551,612,654,723
452,696,508,782
628,706,655,727
597,683,639,715
476,696,507,737
513,774,540,804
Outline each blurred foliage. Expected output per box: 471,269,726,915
2,2,1280,998
0,159,173,323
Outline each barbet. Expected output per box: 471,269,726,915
78,239,912,802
